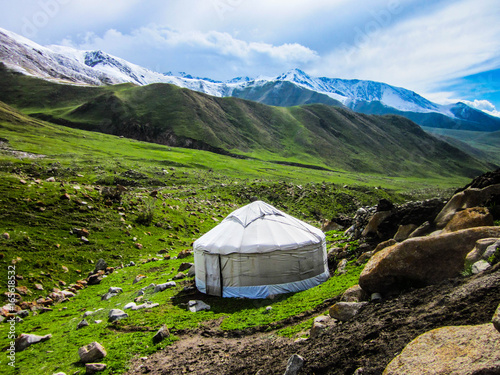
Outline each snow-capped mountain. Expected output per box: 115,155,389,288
1,27,499,132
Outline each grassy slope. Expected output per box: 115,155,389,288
0,64,492,179
0,98,486,374
422,126,500,165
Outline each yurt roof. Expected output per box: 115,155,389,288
193,201,324,255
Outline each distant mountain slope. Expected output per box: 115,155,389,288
0,64,493,179
1,27,499,133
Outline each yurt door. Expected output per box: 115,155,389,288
205,254,222,297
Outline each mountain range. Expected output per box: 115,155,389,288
1,27,499,133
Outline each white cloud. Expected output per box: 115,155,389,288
460,99,500,117
62,25,319,78
310,0,500,95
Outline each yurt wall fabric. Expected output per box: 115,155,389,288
193,201,329,299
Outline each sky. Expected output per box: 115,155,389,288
0,0,499,115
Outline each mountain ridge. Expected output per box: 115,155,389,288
1,27,499,133
0,63,494,179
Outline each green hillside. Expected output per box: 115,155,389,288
0,64,493,179
0,94,492,375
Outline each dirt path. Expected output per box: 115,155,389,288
126,265,500,375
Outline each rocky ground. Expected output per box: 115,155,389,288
125,170,500,375
125,265,499,375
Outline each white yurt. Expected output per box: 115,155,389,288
193,200,329,298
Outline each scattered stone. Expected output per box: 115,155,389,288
124,302,136,310
493,304,500,333
310,316,330,339
187,265,196,278
178,262,194,272
329,302,367,321
34,283,44,291
81,236,90,244
371,293,383,302
335,259,348,275
359,226,500,294
173,272,186,280
108,309,128,322
177,249,192,259
78,342,107,363
284,354,304,375
134,243,143,249
341,284,368,302
383,324,500,375
154,282,176,293
152,324,170,344
17,310,29,318
188,300,211,312
131,302,159,311
87,274,103,286
133,274,146,284
85,363,107,374
15,286,30,296
93,259,107,274
83,311,94,317
77,319,89,330
15,333,52,352
471,260,491,274
2,232,9,240
46,177,56,182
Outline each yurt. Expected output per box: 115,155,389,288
193,201,329,298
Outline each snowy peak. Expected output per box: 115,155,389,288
0,27,498,130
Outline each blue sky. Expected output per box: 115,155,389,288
0,0,499,115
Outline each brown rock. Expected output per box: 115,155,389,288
466,238,499,264
78,342,107,363
152,324,170,344
85,363,107,374
15,333,52,352
443,207,493,233
177,249,192,259
87,274,103,285
359,226,500,294
383,324,500,375
329,302,367,321
393,224,418,242
373,239,397,254
15,286,31,296
34,283,43,291
362,211,393,237
434,184,500,229
341,284,368,302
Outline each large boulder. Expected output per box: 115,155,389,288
359,226,500,294
434,184,500,229
383,324,500,375
443,207,493,233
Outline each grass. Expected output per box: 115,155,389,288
0,257,364,374
0,87,486,374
